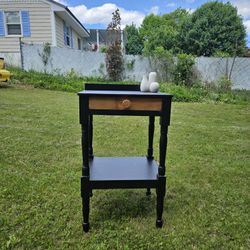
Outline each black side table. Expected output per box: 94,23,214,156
78,84,173,232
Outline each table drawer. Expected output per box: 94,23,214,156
89,96,162,111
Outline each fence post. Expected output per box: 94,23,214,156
19,37,24,69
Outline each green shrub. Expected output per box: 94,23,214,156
126,59,135,71
146,46,175,82
160,82,250,104
217,76,232,91
174,53,195,86
6,67,250,105
100,46,107,53
213,51,231,57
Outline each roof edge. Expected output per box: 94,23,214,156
47,0,90,36
65,7,90,36
47,0,66,8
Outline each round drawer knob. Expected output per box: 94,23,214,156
121,99,131,109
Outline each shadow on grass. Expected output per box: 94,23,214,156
91,190,156,221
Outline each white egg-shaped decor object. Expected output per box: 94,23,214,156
149,81,159,93
148,72,157,85
140,74,149,92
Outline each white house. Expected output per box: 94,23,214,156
0,0,89,65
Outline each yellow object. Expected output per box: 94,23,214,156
0,58,11,82
0,58,4,69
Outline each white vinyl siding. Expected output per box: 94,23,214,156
72,29,82,51
56,13,84,50
0,0,52,52
55,14,64,47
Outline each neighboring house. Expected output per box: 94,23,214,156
86,29,125,52
0,0,89,53
244,47,250,57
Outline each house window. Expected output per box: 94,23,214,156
78,38,81,50
5,11,22,35
65,26,70,46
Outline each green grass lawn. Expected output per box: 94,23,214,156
0,86,249,249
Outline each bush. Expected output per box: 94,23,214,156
146,50,196,85
100,46,107,53
217,76,232,92
6,67,250,105
174,53,195,86
160,82,250,104
147,46,175,82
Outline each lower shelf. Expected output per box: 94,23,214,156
88,157,159,189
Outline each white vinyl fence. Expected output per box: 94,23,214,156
0,52,21,67
5,43,250,90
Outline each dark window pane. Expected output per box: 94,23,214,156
66,36,70,46
7,24,21,35
78,38,81,50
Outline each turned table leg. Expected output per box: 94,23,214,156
156,116,168,228
147,116,155,160
146,116,155,196
88,115,94,198
81,177,90,232
156,175,166,227
81,115,90,232
89,115,94,159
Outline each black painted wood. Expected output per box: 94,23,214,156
81,124,89,176
79,90,172,97
156,175,166,228
79,84,173,232
88,115,93,159
89,109,161,116
81,176,90,232
90,179,158,189
81,96,90,232
155,97,169,227
146,116,155,196
147,116,155,160
90,157,158,181
85,83,140,91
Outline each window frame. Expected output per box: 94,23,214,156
4,10,23,37
65,25,71,47
77,37,82,50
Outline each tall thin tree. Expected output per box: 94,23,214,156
105,9,124,81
